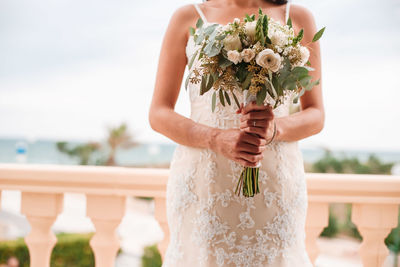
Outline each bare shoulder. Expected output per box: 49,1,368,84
289,4,317,41
170,4,197,22
289,4,316,30
165,4,199,41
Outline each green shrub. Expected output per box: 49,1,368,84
385,206,400,254
0,233,94,267
141,244,162,267
320,206,339,237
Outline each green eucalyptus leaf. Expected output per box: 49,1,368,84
312,27,326,42
232,91,241,108
204,23,219,35
195,33,205,45
219,89,225,106
204,40,214,54
219,56,233,68
236,63,248,82
256,85,267,105
293,29,304,45
189,27,195,36
196,18,203,28
299,75,312,87
188,49,198,70
200,74,207,95
291,66,309,78
305,79,320,91
185,71,192,91
224,91,231,105
242,72,253,90
206,73,214,91
206,43,222,57
287,17,292,28
272,75,282,96
215,34,226,40
283,79,297,91
211,71,219,82
211,91,217,112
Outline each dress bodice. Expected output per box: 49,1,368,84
184,24,294,130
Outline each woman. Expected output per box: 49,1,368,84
149,0,324,266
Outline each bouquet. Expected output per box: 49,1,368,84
185,8,325,197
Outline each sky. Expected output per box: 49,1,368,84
0,0,399,150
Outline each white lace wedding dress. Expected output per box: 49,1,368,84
162,3,313,267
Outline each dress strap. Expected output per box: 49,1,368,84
194,3,208,24
285,0,291,23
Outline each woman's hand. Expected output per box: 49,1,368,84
237,101,275,142
211,128,267,167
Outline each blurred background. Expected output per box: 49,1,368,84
0,0,399,266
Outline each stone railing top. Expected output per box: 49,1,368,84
0,164,169,197
0,164,399,202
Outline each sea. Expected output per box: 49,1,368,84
1,138,400,167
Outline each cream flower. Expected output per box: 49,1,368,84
223,34,242,51
255,49,281,72
244,21,257,41
233,18,240,24
240,48,255,63
227,50,242,64
270,30,288,48
285,45,310,67
299,46,310,66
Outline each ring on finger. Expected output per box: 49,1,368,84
253,120,256,127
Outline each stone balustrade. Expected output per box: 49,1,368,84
0,164,399,267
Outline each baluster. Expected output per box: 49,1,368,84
352,203,399,267
305,201,329,264
21,192,63,267
86,194,126,267
154,196,169,260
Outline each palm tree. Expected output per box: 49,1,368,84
105,123,138,166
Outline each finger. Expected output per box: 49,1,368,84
240,132,267,146
242,126,267,139
235,158,260,168
237,151,263,164
240,109,274,121
234,157,259,168
240,119,269,129
242,102,270,114
238,142,266,154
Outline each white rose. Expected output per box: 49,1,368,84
227,50,242,64
244,21,257,40
255,48,281,72
240,48,255,62
223,34,242,51
299,46,310,66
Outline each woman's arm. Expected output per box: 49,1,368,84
275,5,325,142
149,5,216,148
240,5,325,142
149,5,266,167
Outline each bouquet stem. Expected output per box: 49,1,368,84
234,90,261,198
234,166,260,197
